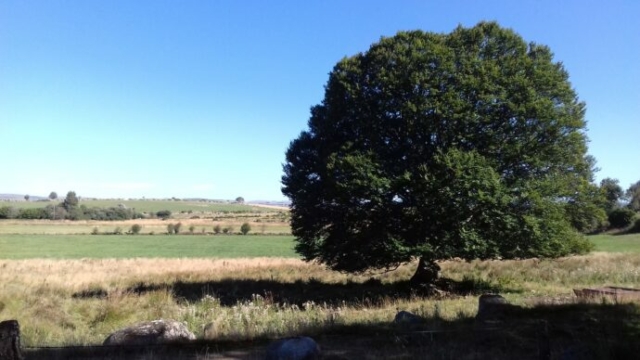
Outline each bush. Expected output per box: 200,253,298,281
608,208,637,229
130,224,142,235
189,225,196,234
156,210,172,220
17,208,48,219
629,218,640,234
240,222,251,235
174,222,182,234
0,206,16,219
213,225,221,234
91,227,99,235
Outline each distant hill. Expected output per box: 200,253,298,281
0,194,290,206
248,200,291,207
0,194,47,201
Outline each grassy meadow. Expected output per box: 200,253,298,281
0,234,297,259
588,234,640,253
2,202,640,358
3,254,640,358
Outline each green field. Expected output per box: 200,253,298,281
2,233,638,260
0,199,281,213
0,234,297,259
589,233,640,253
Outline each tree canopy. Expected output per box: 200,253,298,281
627,181,640,212
282,22,594,283
599,178,624,212
62,191,79,211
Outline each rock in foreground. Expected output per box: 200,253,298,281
265,336,320,360
103,319,195,346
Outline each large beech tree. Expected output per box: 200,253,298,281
282,22,594,285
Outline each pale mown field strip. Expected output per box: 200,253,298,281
2,253,640,347
0,218,291,235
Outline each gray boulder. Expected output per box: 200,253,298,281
265,336,320,360
393,310,424,324
103,319,195,346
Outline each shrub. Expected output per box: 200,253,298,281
91,227,99,235
213,225,221,234
629,218,640,234
608,208,637,229
156,210,172,220
130,224,142,235
222,227,229,234
189,225,196,234
17,208,48,219
0,206,16,219
240,222,251,235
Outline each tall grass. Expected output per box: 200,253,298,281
2,254,640,349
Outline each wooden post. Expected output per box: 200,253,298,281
0,320,23,360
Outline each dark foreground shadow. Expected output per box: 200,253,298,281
73,276,519,307
25,302,640,359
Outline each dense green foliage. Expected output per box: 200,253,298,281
0,206,15,219
608,208,637,229
600,178,624,212
630,218,640,234
283,22,595,278
16,207,49,219
156,209,172,219
627,181,640,212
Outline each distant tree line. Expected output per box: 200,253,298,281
0,191,145,221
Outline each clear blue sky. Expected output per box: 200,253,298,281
1,1,638,201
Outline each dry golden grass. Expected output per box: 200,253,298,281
3,253,640,351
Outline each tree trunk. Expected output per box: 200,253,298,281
410,257,440,286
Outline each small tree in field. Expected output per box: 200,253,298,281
130,224,142,235
62,191,79,211
235,196,245,204
213,224,222,234
282,22,595,286
49,192,58,201
24,195,30,201
240,222,251,235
